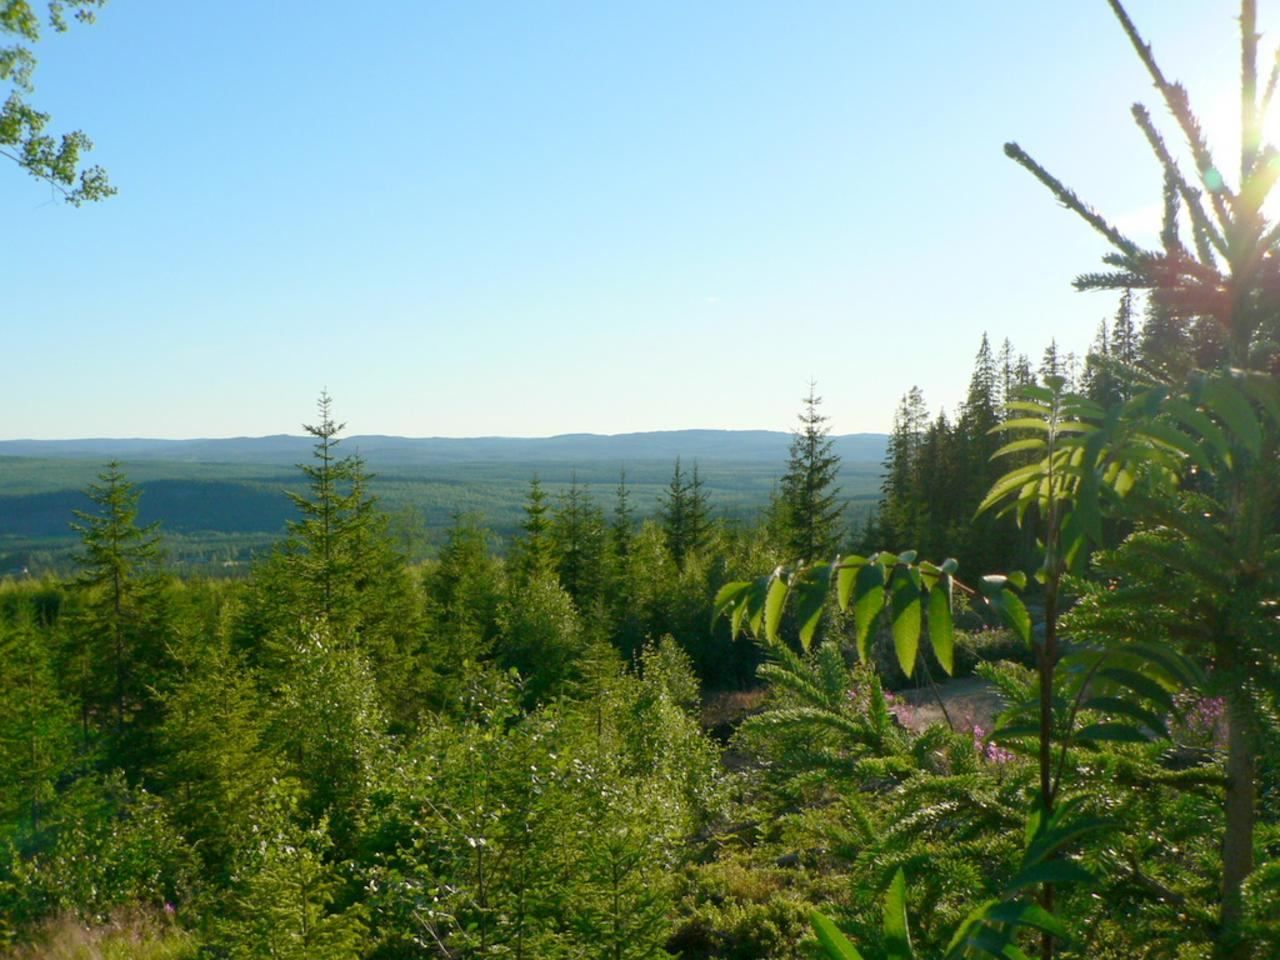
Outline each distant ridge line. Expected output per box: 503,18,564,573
0,430,889,467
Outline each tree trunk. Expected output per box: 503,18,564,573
1219,681,1255,959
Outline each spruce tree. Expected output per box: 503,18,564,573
776,384,843,562
158,634,273,878
550,475,606,610
610,469,635,563
69,460,167,769
685,462,711,558
659,458,689,567
511,474,555,583
217,786,366,960
0,608,74,835
878,386,928,549
282,392,359,629
957,335,1013,571
660,458,711,569
253,394,421,727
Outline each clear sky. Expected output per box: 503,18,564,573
0,1,1250,439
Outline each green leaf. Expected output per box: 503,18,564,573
977,462,1045,516
992,436,1048,459
943,900,1001,958
1240,370,1280,429
940,557,959,575
712,581,751,634
889,567,922,678
1203,376,1262,456
1073,722,1151,743
980,574,1008,595
1003,398,1053,415
988,589,1032,647
1098,666,1175,711
1053,420,1098,434
1125,641,1204,687
883,868,914,960
983,901,1071,940
1080,696,1168,736
988,722,1040,741
746,574,771,636
852,561,886,662
1003,859,1095,895
1164,397,1231,462
764,570,787,644
927,574,954,675
1135,419,1211,471
1003,417,1055,432
794,563,833,652
836,555,867,611
1025,814,1112,866
811,911,866,960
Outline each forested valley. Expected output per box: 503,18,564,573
5,2,1280,959
3,302,1278,959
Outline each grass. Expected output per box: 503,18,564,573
2,909,196,960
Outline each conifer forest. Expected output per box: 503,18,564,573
4,2,1280,959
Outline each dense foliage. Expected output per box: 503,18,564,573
4,3,1280,959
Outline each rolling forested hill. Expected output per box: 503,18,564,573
0,430,887,573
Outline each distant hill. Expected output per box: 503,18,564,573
0,430,888,466
0,430,888,574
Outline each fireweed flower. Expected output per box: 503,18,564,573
969,723,1014,765
1172,693,1227,749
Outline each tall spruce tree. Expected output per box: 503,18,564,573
511,475,556,582
610,469,635,563
957,335,1011,571
0,608,74,835
879,386,928,549
550,475,606,611
776,384,843,561
70,460,167,769
686,462,711,559
659,458,711,569
282,392,359,629
249,394,421,728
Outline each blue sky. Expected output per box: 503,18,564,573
0,2,1247,438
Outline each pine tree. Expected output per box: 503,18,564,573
282,392,359,630
1082,319,1117,406
253,394,421,727
0,607,74,835
610,469,635,563
158,633,273,878
659,458,712,569
1139,289,1194,380
776,384,843,562
1112,287,1138,368
879,386,928,549
916,408,960,558
550,475,606,610
218,786,366,960
341,454,423,726
659,457,691,569
511,475,555,582
685,462,711,559
271,621,387,846
1039,338,1067,387
69,460,167,769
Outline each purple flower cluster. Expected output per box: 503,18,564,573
1172,693,1227,748
968,723,1015,765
